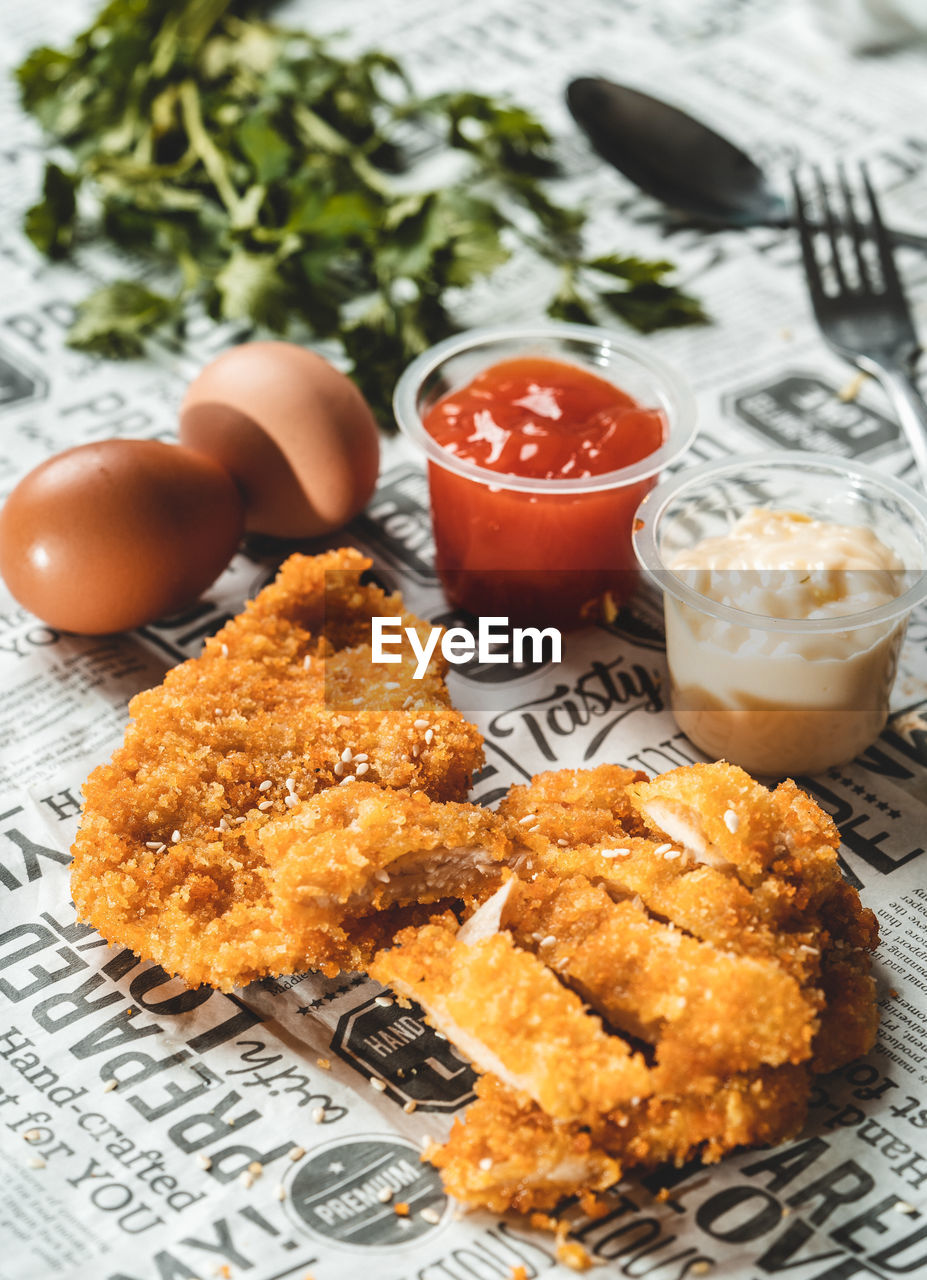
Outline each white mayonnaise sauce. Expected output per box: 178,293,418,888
666,508,907,775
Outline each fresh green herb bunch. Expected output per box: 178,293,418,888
18,0,705,422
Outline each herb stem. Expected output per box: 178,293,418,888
177,78,241,216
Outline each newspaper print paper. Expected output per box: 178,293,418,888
1,0,927,1276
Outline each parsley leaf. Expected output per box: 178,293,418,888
68,281,177,358
16,0,706,426
24,163,79,258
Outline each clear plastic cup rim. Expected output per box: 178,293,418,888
632,452,927,633
392,323,698,495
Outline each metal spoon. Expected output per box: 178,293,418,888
567,77,927,252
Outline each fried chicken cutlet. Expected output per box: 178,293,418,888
262,781,510,956
430,1068,809,1214
71,549,486,989
518,762,877,1067
370,913,652,1125
474,874,817,1089
369,761,878,1217
501,762,875,990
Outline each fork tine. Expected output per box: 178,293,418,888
813,165,848,293
790,169,826,304
860,162,905,298
837,162,872,292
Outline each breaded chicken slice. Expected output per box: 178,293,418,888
628,764,879,1068
505,762,869,986
504,762,877,1071
429,1068,809,1214
811,881,880,1071
629,762,790,885
510,829,821,982
370,915,652,1125
71,549,485,990
629,764,843,905
263,782,510,937
428,1075,624,1214
477,875,818,1087
499,764,649,844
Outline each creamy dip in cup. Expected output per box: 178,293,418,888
632,455,927,776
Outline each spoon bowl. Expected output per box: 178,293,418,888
566,78,788,226
567,77,926,251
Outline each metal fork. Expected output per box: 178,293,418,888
791,165,927,485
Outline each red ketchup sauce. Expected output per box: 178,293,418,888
423,356,665,627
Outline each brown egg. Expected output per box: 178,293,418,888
0,439,244,634
179,341,380,539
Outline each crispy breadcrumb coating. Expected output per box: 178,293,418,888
430,1068,809,1215
370,915,652,1124
71,549,485,989
504,765,864,988
264,781,510,936
499,764,650,843
375,760,878,1217
72,565,879,1227
495,874,818,1088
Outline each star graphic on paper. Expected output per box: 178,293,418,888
864,793,877,804
889,809,902,820
328,1161,345,1174
876,800,890,812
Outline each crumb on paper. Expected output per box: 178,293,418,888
579,1190,609,1219
529,1211,559,1233
556,1239,595,1271
692,1263,713,1276
837,370,869,402
288,1146,306,1161
26,1156,46,1170
510,1267,529,1280
316,1057,331,1070
394,1201,410,1217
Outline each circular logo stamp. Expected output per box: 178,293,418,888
285,1133,447,1249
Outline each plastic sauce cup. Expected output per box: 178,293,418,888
393,324,697,629
632,454,927,776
